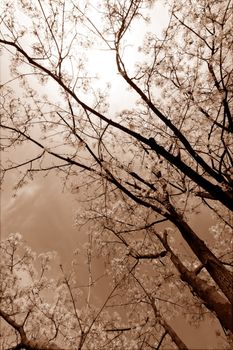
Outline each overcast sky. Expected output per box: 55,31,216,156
0,1,228,348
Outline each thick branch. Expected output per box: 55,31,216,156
0,309,62,349
131,275,189,350
157,231,233,333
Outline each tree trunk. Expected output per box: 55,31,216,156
173,217,233,305
157,232,233,333
164,199,233,305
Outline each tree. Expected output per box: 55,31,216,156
0,0,232,347
0,233,189,349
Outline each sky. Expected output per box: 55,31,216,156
0,1,229,349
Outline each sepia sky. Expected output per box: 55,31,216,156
0,1,229,349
